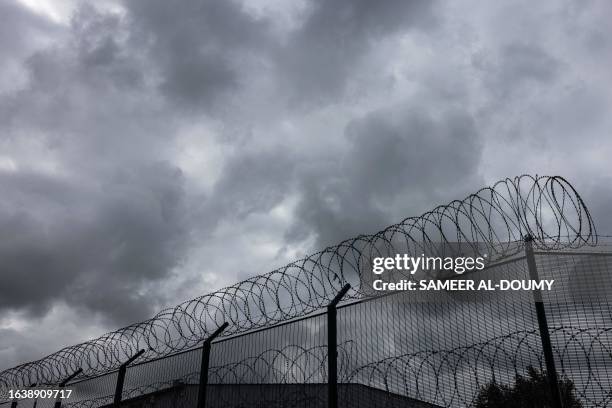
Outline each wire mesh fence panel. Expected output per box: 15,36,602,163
536,252,612,407
2,175,596,396
120,348,201,401
333,252,612,407
63,371,118,407
336,257,545,408
2,251,611,408
3,251,609,408
206,312,329,408
3,176,608,408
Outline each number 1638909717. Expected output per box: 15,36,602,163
9,389,73,399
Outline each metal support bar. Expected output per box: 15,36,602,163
53,368,82,408
328,284,351,408
197,322,229,408
31,383,38,408
524,235,563,408
10,383,37,408
113,349,146,406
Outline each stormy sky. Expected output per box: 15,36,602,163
1,0,611,370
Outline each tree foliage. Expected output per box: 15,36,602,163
475,366,582,408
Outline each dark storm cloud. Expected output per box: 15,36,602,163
1,0,612,374
288,105,482,247
125,0,272,109
205,149,297,220
474,42,561,99
0,163,187,324
277,0,438,105
122,0,438,111
0,328,42,369
0,6,147,135
196,104,482,252
0,4,190,327
500,43,560,83
580,177,612,237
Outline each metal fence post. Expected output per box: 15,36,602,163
197,322,229,408
53,368,82,408
328,284,351,408
524,235,563,408
113,349,145,406
8,383,35,407
30,383,38,408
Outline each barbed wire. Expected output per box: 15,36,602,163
58,327,611,407
0,175,598,392
62,343,352,408
347,326,612,407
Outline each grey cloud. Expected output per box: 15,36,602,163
195,104,483,253
474,42,560,98
500,43,560,83
1,0,612,372
1,8,146,136
0,328,44,370
0,5,191,327
205,149,297,220
288,105,482,248
277,0,438,105
0,1,63,96
0,163,188,324
0,1,59,59
70,5,144,88
126,0,272,109
158,54,235,108
286,164,387,247
122,0,438,111
344,106,480,195
580,177,612,237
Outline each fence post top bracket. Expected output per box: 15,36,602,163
328,284,351,308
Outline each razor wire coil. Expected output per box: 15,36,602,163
0,175,597,392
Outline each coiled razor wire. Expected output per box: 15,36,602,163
0,175,597,392
61,327,611,408
345,326,612,407
63,342,355,408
